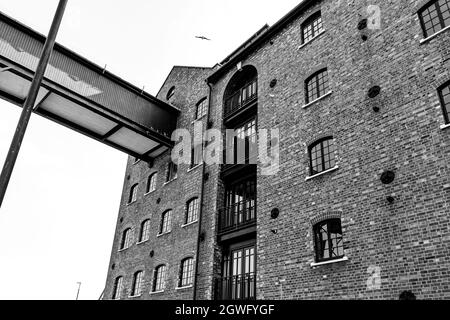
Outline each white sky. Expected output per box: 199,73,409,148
0,0,301,300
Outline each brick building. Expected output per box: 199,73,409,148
103,0,450,300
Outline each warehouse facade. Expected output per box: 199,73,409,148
103,0,450,300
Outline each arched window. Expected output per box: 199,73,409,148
128,184,138,204
223,65,258,116
160,210,172,234
131,271,144,297
120,228,132,250
418,0,450,38
179,258,195,287
146,173,157,193
301,11,324,43
185,198,199,224
196,97,208,119
139,219,151,243
313,218,344,262
438,81,450,124
153,265,167,292
112,276,123,300
309,137,336,176
305,68,329,104
166,86,175,101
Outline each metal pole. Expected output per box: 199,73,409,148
76,282,81,300
0,0,68,208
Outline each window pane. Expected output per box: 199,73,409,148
302,13,323,43
420,0,450,37
309,137,335,175
306,69,329,103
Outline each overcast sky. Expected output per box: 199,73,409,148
0,0,301,300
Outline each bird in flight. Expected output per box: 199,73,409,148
195,36,211,41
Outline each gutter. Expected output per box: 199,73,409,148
193,80,214,300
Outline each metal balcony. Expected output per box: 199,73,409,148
218,202,256,234
215,273,256,300
224,79,257,118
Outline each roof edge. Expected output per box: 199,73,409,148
207,0,316,83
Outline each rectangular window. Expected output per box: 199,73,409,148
439,82,450,124
419,0,450,38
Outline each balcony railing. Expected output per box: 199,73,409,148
215,273,256,300
219,202,256,233
224,79,257,117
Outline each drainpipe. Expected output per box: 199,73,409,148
193,80,214,300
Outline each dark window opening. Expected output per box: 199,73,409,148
313,218,345,262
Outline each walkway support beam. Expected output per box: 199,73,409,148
0,0,68,208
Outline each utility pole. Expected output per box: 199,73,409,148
76,282,81,300
0,0,68,208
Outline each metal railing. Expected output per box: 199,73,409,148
224,79,257,117
215,273,256,300
219,201,256,233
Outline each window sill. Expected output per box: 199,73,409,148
187,163,203,173
420,25,450,44
302,91,333,109
129,294,142,298
163,178,177,186
157,231,172,238
149,290,165,295
305,166,339,181
176,285,193,291
182,220,198,228
136,240,149,245
298,29,326,50
118,247,130,252
440,123,450,131
191,115,207,124
126,201,136,206
310,256,348,267
145,190,156,196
